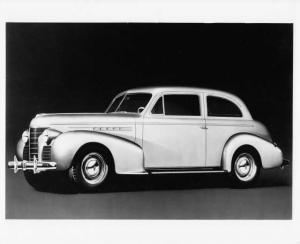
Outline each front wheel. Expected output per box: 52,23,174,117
70,147,113,191
230,151,260,187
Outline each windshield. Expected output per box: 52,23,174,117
106,93,152,113
106,94,125,113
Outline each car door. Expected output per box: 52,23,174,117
143,92,206,169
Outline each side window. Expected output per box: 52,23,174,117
151,97,163,114
164,94,201,116
207,96,242,117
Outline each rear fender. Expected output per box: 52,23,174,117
222,133,283,172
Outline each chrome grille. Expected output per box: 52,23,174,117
42,146,52,161
23,142,29,161
29,128,46,161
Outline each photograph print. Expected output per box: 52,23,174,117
6,23,292,219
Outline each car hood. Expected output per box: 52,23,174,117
30,113,140,129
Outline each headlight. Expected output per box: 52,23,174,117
22,130,29,143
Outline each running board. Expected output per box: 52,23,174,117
146,167,227,174
150,170,226,174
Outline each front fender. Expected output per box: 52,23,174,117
222,134,283,172
16,138,25,161
51,131,145,174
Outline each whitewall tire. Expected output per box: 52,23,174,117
231,150,260,187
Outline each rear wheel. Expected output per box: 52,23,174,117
70,146,113,191
230,150,260,187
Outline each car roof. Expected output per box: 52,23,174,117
125,86,236,98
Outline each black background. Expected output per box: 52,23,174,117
6,23,292,156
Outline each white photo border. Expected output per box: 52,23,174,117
0,1,299,244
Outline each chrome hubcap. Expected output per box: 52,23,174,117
234,153,257,182
85,158,100,178
81,152,108,185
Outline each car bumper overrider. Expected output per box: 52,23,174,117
8,155,57,174
281,158,290,169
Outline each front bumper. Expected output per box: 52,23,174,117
281,158,290,169
8,155,57,174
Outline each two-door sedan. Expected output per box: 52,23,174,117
8,87,288,190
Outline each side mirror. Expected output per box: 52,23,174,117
137,107,145,114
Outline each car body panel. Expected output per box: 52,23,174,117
143,116,206,168
16,139,25,161
222,133,283,171
205,119,254,167
51,130,145,174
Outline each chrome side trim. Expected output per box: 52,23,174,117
93,127,132,132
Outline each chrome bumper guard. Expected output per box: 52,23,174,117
8,155,57,174
280,159,290,170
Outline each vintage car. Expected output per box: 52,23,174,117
8,87,289,190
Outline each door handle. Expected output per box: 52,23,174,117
200,126,208,130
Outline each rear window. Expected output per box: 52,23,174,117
207,96,242,117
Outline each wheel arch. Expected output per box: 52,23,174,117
221,133,279,172
51,130,145,174
230,144,262,168
72,142,115,171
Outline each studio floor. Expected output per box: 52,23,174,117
6,152,292,219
